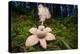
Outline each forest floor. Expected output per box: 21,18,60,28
10,11,78,53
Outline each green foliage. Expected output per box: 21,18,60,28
11,10,78,52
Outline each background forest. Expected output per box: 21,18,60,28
9,1,78,53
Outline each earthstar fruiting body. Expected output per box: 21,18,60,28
25,25,56,49
25,4,56,49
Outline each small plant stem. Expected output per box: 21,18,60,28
41,21,44,25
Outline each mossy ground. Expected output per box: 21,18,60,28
10,10,78,53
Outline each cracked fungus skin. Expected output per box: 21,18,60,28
36,28,46,39
25,25,56,49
